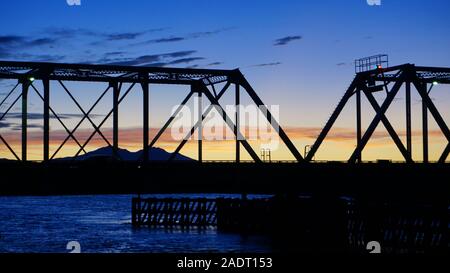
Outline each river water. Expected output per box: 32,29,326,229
0,194,273,253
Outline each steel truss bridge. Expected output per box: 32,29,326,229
0,59,450,164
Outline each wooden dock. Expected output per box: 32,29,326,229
132,198,218,227
131,197,277,231
132,196,448,253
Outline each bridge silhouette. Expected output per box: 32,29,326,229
1,58,448,254
1,55,450,164
0,56,448,197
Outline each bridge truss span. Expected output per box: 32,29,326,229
306,64,450,163
0,61,303,163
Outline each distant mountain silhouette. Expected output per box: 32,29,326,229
55,146,193,162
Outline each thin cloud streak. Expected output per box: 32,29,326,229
274,35,302,46
250,62,282,68
102,50,199,66
135,27,236,45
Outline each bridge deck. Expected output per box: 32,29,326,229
0,162,448,200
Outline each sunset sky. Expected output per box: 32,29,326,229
0,0,450,162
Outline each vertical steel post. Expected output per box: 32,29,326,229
112,81,119,158
197,86,203,163
142,77,149,163
406,82,412,157
43,78,50,162
356,89,362,163
422,84,429,163
22,80,29,162
235,83,240,163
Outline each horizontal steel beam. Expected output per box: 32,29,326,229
0,60,235,76
370,76,450,84
0,74,227,85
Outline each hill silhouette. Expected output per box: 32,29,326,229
55,146,193,162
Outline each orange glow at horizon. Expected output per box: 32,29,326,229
1,126,449,162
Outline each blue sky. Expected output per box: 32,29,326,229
2,0,449,122
1,0,450,160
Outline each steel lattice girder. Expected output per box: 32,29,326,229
0,61,231,85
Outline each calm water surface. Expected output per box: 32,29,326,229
0,194,273,253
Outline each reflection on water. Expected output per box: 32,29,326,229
0,194,273,253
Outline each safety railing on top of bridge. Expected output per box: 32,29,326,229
355,54,389,73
